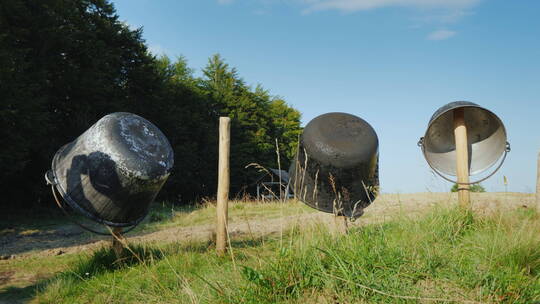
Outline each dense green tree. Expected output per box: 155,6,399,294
451,183,486,193
149,55,218,203
0,0,302,213
199,54,301,197
0,0,166,211
268,97,302,161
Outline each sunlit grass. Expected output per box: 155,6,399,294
139,199,316,233
4,204,538,303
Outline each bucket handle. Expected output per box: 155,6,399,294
45,171,142,236
417,138,510,185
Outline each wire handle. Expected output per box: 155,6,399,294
418,138,510,185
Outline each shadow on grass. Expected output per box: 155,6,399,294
229,237,266,249
0,244,167,302
0,283,47,303
0,202,199,257
0,234,271,302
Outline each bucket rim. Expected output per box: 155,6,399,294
422,101,508,176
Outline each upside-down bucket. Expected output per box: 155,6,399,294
46,112,174,231
418,101,509,183
289,112,379,219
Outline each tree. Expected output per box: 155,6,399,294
267,97,302,162
148,55,218,203
451,183,486,193
0,0,166,211
0,1,302,212
200,54,301,197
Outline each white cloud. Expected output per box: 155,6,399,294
148,44,169,56
122,21,142,31
427,29,456,40
438,10,474,23
301,0,481,13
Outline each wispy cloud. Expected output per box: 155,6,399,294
427,29,456,40
301,0,481,13
214,0,477,38
122,21,142,31
148,44,169,56
295,0,478,39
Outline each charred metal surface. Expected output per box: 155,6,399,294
289,112,379,219
422,101,507,176
48,112,174,227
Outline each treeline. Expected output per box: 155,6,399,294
0,0,301,212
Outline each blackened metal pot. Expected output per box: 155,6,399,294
47,112,174,228
289,112,379,219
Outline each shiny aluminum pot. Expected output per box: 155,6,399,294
419,101,509,180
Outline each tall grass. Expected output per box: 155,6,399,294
12,206,540,303
139,199,315,233
228,207,540,303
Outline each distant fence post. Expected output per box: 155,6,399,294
536,151,540,210
216,117,231,257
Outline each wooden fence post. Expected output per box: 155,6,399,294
334,215,349,234
216,117,231,256
111,227,124,258
453,108,471,209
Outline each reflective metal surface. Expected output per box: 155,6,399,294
423,101,507,176
48,112,174,227
289,112,379,219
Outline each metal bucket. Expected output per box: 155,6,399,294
419,101,509,182
289,112,379,219
46,112,174,228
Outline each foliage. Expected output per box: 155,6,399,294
200,54,301,194
0,0,301,212
451,183,486,193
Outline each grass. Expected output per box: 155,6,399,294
2,201,539,303
139,199,316,233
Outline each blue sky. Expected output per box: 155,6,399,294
112,0,539,193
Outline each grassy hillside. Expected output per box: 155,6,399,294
1,195,539,303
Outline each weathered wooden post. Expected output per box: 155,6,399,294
216,117,231,256
334,215,349,234
453,108,471,209
111,227,125,258
536,151,540,210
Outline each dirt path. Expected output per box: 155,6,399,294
1,192,534,260
0,213,329,259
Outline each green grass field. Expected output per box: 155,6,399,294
140,199,316,232
1,197,539,303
